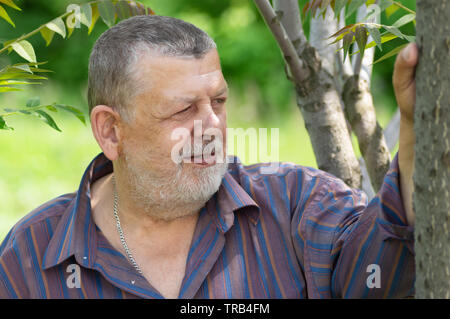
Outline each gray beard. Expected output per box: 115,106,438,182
121,152,228,221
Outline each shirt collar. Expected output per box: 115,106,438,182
207,160,260,233
42,153,111,270
42,153,260,270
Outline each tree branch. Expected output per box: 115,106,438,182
341,1,391,192
272,0,307,55
342,74,391,191
358,109,400,200
309,7,339,78
383,108,400,152
253,0,310,83
257,0,362,188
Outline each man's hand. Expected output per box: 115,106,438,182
394,43,418,123
393,43,418,226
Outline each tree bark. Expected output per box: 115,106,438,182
309,8,339,79
258,0,362,188
341,3,392,192
414,0,450,299
342,74,391,191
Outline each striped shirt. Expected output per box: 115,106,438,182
0,153,415,298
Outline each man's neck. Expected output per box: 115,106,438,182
90,173,201,256
90,173,202,298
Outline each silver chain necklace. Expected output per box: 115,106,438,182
112,176,143,275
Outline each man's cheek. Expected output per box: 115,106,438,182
170,127,192,164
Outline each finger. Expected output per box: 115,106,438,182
393,43,418,92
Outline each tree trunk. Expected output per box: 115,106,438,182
257,0,362,188
414,0,450,299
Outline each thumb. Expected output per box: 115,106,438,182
393,43,418,92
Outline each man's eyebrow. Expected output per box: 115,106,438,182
213,86,229,97
172,86,229,104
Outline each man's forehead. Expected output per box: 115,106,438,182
163,70,227,99
135,51,226,98
137,49,221,76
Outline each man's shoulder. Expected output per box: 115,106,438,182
224,156,363,210
226,155,345,186
0,192,76,253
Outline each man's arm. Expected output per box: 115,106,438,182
393,43,418,226
290,45,418,298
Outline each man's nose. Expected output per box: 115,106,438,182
198,103,221,130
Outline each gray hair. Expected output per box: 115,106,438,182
87,15,217,121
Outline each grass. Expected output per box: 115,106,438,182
0,82,396,242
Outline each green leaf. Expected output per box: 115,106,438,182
46,17,66,38
318,0,331,18
11,61,48,68
0,115,13,130
391,13,415,28
0,4,15,27
46,105,57,112
54,104,86,124
367,26,382,50
0,72,47,81
2,38,15,53
0,0,21,11
8,64,32,73
65,13,76,38
33,110,61,132
11,40,36,62
383,25,410,40
40,27,55,46
88,4,100,35
0,86,21,92
329,23,356,39
346,0,366,18
353,34,397,54
378,0,393,12
79,3,93,28
28,67,53,73
26,96,40,107
373,43,408,64
0,80,40,85
343,31,354,61
364,3,380,23
355,26,368,59
3,107,18,112
385,4,399,18
2,107,33,114
333,0,347,18
115,0,132,20
98,0,116,28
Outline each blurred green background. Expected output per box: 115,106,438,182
0,0,415,241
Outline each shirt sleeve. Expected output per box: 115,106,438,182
0,229,30,299
291,153,415,298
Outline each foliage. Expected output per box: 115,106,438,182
303,0,416,63
0,0,154,131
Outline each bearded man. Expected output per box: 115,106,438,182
0,15,417,299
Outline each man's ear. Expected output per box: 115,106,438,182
90,105,123,161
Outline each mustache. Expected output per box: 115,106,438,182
180,139,224,158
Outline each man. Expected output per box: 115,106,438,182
0,15,417,298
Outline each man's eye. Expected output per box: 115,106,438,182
213,98,226,105
174,106,191,115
